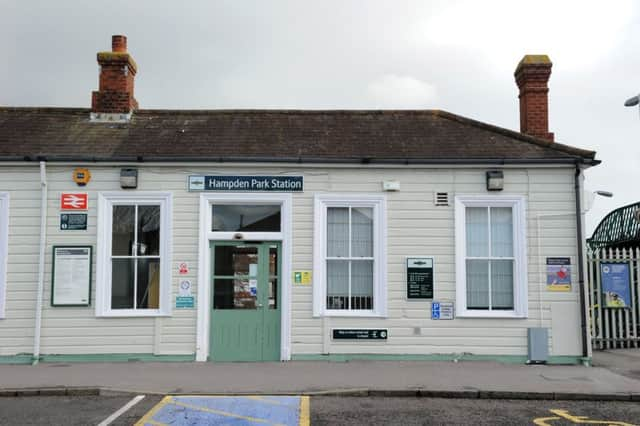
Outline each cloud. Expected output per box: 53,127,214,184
367,74,437,108
418,0,636,71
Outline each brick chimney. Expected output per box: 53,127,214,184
514,55,554,142
91,35,138,120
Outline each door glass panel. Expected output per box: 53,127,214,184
214,245,258,276
212,205,281,232
213,278,258,309
269,278,278,309
269,245,278,277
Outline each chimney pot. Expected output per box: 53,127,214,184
514,54,554,142
112,35,127,52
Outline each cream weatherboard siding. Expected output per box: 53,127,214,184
0,164,582,359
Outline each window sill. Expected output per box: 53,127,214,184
315,309,386,318
96,309,171,318
456,309,527,319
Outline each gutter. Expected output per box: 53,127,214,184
574,163,590,364
32,161,47,365
0,155,601,166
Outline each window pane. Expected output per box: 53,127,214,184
136,258,160,309
327,259,348,309
212,205,280,232
327,208,349,257
466,259,489,309
466,207,488,257
112,206,135,256
491,207,513,257
491,260,514,309
137,206,160,256
111,258,134,309
269,245,278,277
351,260,373,310
351,207,373,257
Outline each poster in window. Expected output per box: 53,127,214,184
601,262,631,308
51,246,92,306
546,257,571,292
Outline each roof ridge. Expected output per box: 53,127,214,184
434,110,596,159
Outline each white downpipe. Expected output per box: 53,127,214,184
33,161,47,365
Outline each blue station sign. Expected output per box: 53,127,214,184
188,175,303,192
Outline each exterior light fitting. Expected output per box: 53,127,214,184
486,170,504,191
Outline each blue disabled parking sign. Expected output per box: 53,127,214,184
432,302,440,319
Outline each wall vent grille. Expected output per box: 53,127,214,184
435,192,449,206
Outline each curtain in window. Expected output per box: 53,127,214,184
327,208,349,257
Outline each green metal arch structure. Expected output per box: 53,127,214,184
588,201,640,251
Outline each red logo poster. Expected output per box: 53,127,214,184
60,193,88,210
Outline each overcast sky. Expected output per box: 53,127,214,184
1,0,638,234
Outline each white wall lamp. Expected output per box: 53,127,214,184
584,190,614,213
120,168,138,189
486,170,504,191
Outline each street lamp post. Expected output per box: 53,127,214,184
625,94,640,118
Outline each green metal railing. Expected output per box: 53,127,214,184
588,202,640,252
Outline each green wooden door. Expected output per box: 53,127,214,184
210,241,281,362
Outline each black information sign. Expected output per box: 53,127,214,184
407,257,434,299
188,175,303,192
332,329,388,340
60,213,87,230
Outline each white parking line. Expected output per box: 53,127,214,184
97,394,146,426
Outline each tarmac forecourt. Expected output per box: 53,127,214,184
135,395,310,426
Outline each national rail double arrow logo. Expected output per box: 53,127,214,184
60,193,88,210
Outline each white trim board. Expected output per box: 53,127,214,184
196,192,293,362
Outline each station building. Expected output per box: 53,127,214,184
0,36,599,364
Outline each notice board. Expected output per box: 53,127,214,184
51,246,92,306
406,257,434,299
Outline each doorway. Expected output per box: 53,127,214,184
209,241,281,361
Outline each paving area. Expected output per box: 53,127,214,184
311,397,640,425
0,395,638,425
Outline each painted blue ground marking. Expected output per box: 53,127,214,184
145,395,301,425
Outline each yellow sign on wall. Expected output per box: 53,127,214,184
293,271,312,285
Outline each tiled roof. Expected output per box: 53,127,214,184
0,107,597,165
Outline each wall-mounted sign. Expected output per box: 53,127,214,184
178,262,189,275
332,329,388,340
601,262,631,308
431,301,454,320
406,257,434,299
176,296,195,309
60,213,87,230
188,175,303,192
51,246,92,306
546,257,571,292
72,168,91,186
176,279,195,308
293,271,312,285
60,193,88,210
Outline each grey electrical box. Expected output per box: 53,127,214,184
527,328,549,364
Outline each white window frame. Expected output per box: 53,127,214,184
0,193,8,319
313,194,387,317
455,195,528,318
96,192,172,317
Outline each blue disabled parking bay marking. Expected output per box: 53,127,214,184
135,395,309,426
